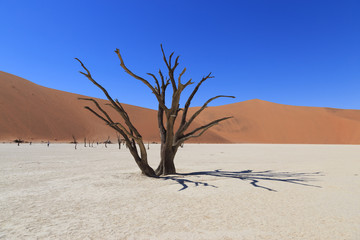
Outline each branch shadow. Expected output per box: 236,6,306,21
161,169,323,192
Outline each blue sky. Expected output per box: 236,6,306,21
1,0,359,109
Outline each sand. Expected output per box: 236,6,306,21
2,70,360,144
0,71,159,143
1,143,359,239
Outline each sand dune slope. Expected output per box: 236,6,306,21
198,100,360,144
1,71,360,144
0,71,159,143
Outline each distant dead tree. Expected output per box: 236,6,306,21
72,135,78,149
76,45,234,177
116,133,122,149
14,139,23,146
104,136,110,148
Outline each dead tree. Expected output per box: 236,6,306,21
14,139,23,146
72,135,78,150
104,136,110,148
76,45,234,177
116,133,122,149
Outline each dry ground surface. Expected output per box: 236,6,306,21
1,143,359,240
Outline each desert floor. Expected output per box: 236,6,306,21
1,143,359,240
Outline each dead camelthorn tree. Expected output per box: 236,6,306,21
72,135,78,150
104,136,110,148
116,133,122,149
76,45,234,177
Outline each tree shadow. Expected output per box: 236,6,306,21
161,169,322,192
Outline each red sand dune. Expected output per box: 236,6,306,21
1,71,360,144
0,71,159,143
197,100,360,144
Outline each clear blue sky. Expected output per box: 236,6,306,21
1,0,359,109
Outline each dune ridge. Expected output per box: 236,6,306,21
1,71,360,144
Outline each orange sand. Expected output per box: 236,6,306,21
1,71,360,144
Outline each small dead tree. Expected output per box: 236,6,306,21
116,133,122,149
72,135,78,149
14,139,23,146
76,45,234,177
104,136,110,148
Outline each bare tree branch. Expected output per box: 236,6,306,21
174,116,233,146
146,73,160,94
161,44,177,92
183,78,193,89
83,106,110,125
114,99,131,122
75,58,116,104
114,49,168,111
79,98,139,140
82,103,145,172
110,123,141,140
104,102,140,139
159,69,165,86
114,49,154,91
76,58,144,139
82,105,132,143
172,55,180,71
178,68,187,86
168,52,175,68
79,98,113,123
179,73,213,129
178,95,235,136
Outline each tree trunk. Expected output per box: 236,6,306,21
131,154,157,177
155,143,177,175
128,143,157,178
138,159,157,177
